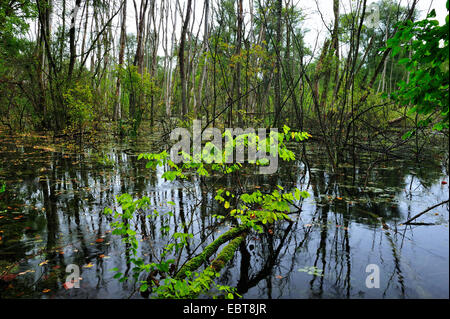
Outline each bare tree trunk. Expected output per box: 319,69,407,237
229,0,243,127
68,0,82,80
129,0,149,124
273,0,282,127
114,0,127,121
197,0,210,119
179,0,193,118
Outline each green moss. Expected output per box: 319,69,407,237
210,233,246,272
175,225,248,279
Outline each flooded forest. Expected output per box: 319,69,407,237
0,0,449,300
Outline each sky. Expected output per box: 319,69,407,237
119,0,449,57
28,0,449,60
299,0,448,49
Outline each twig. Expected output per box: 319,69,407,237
403,200,449,225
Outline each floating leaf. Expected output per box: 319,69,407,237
63,282,73,290
42,289,51,293
83,263,94,268
39,260,49,266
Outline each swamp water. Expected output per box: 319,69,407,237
0,130,448,299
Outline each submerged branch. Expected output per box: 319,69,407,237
210,233,247,273
175,224,249,280
403,200,449,225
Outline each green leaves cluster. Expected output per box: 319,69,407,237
63,82,94,131
216,185,309,233
106,125,310,298
105,193,237,299
386,3,449,132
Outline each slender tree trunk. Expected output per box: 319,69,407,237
179,0,193,118
68,0,82,80
114,0,127,121
273,0,282,127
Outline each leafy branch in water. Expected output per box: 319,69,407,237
104,126,311,298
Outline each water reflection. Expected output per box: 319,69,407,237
0,133,448,299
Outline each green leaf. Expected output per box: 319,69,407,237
140,283,148,292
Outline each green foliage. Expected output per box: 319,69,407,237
94,153,114,168
104,193,238,299
104,194,152,283
386,4,449,132
117,65,159,135
63,82,94,132
0,1,36,56
105,126,310,298
298,266,324,276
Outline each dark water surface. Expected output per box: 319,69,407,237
0,130,448,299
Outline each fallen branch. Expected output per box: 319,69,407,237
210,233,247,273
175,224,249,280
403,200,449,225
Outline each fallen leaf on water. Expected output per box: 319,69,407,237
42,289,51,293
275,275,283,279
39,260,49,266
83,263,94,268
336,197,343,200
442,181,448,185
63,282,73,290
95,238,104,243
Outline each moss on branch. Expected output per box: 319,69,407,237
175,224,248,279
